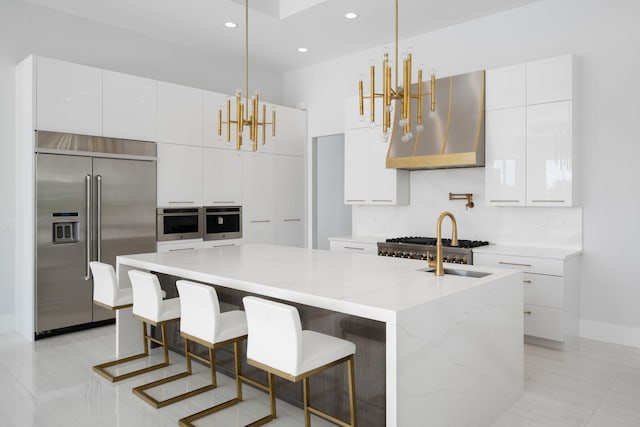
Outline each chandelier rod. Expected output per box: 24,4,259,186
395,0,398,90
245,0,249,121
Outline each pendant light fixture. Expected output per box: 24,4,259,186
358,0,436,142
218,0,275,151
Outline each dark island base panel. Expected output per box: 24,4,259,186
155,273,386,427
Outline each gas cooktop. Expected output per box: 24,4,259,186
384,236,490,249
378,236,490,264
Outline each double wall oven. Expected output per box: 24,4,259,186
157,206,242,241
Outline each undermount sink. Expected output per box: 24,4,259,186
417,267,491,278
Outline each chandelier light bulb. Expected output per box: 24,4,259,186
416,124,424,132
369,122,376,129
383,46,390,55
406,46,413,54
406,131,413,140
386,104,393,113
402,53,408,61
235,88,242,96
430,68,437,76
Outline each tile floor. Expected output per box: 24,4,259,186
0,326,638,426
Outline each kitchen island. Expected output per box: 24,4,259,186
116,244,523,426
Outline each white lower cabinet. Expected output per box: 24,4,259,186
275,155,305,247
242,152,276,244
156,239,203,252
202,239,242,249
328,236,380,255
157,143,203,207
474,246,580,342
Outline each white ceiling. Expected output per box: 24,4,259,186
22,0,542,73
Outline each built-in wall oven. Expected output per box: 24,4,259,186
156,207,203,241
204,206,242,240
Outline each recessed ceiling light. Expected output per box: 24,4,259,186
297,47,309,53
224,22,237,28
345,12,358,19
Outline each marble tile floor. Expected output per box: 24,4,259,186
0,325,638,426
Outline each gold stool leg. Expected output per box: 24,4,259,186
178,337,249,427
133,335,217,409
303,377,311,427
347,355,357,427
92,321,167,383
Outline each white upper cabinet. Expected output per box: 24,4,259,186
485,54,577,207
156,143,203,207
344,125,408,205
274,105,306,157
203,148,243,205
485,64,525,111
157,82,203,146
36,57,102,136
485,108,526,206
103,71,157,141
526,55,574,105
526,101,574,206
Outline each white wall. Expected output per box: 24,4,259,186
284,0,640,347
0,0,283,332
313,134,351,250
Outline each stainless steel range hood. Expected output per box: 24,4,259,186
386,70,485,170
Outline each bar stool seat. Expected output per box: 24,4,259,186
90,262,168,382
242,296,357,427
133,280,249,420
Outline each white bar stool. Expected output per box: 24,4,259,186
90,262,168,382
242,296,357,427
113,270,181,384
133,280,248,415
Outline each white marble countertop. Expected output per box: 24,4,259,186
473,244,582,259
117,244,515,323
327,235,387,244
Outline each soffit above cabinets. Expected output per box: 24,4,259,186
21,0,542,73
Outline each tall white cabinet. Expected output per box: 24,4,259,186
485,54,578,207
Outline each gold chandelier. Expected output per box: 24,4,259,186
358,0,435,141
218,0,275,151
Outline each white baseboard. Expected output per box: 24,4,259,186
0,314,15,334
580,319,640,349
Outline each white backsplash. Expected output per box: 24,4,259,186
352,168,582,249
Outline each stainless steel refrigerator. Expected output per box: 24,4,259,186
35,131,157,337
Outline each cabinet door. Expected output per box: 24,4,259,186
36,57,102,136
344,128,371,204
485,64,526,111
157,143,203,207
103,71,157,141
203,90,236,150
526,101,573,206
370,132,402,204
527,55,573,105
156,239,203,253
203,148,243,205
275,155,305,247
275,105,306,156
485,108,526,206
157,82,203,146
242,152,276,244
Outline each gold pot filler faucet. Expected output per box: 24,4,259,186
428,211,459,276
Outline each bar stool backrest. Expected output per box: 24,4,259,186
129,270,164,321
243,296,302,375
90,261,118,307
176,280,221,343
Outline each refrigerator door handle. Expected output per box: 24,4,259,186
96,175,102,262
85,174,92,281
